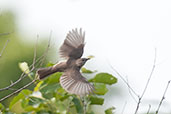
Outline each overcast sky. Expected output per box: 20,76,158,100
1,0,171,113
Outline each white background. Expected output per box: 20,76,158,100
1,0,171,113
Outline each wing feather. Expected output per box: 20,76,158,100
60,70,94,96
59,28,85,59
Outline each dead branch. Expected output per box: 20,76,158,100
0,52,44,92
109,64,139,98
134,48,157,114
39,31,52,66
121,101,127,114
0,33,10,37
0,79,37,102
126,76,138,103
0,35,51,92
0,33,52,101
155,80,171,114
146,104,151,114
0,39,9,57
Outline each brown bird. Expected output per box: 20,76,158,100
37,28,94,96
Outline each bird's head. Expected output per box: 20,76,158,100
76,58,90,68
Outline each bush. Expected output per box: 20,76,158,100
0,62,117,114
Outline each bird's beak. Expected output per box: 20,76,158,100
86,58,91,61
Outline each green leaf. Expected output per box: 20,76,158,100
28,96,44,106
40,83,60,94
59,94,70,101
72,97,83,114
89,73,117,85
46,62,55,67
24,105,37,112
89,96,104,105
9,89,32,110
34,81,44,91
81,67,95,73
105,107,115,114
21,98,29,108
0,103,5,110
40,83,61,99
45,72,63,84
81,67,97,74
94,83,108,95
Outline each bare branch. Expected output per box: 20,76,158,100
0,37,50,92
155,80,171,114
0,79,37,102
146,104,151,114
0,55,43,91
126,76,138,103
141,48,157,98
30,36,38,72
109,64,139,98
0,39,9,57
134,48,157,114
121,101,127,114
0,33,10,36
39,31,52,66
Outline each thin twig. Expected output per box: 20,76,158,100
31,36,38,70
0,55,44,92
155,80,171,114
146,104,151,114
0,39,49,92
134,48,157,114
126,76,138,103
141,48,157,98
0,34,52,102
0,79,37,102
0,33,10,37
0,39,9,57
109,64,139,98
39,31,52,66
121,101,127,114
28,37,39,82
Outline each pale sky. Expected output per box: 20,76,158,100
1,0,171,113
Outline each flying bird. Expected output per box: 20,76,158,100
37,28,94,96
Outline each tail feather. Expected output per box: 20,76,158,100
37,67,55,79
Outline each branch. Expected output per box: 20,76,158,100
0,33,10,37
134,48,157,114
0,53,44,92
0,36,49,92
121,101,127,114
155,80,171,114
146,104,151,114
126,76,138,103
39,31,52,66
0,39,9,57
109,64,139,98
0,79,37,102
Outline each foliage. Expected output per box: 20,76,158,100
0,62,117,114
0,11,48,106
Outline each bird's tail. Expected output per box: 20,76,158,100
37,67,56,79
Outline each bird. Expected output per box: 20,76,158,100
37,28,95,96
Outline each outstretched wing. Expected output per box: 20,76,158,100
60,69,94,96
59,28,85,59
